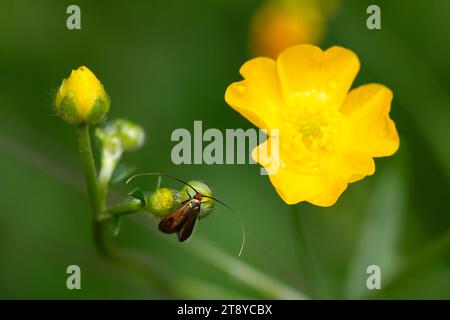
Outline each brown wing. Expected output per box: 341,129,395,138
159,202,193,234
177,209,199,242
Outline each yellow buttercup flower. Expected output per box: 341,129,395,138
225,44,399,207
55,66,110,124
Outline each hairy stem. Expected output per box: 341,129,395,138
98,198,144,222
77,123,109,255
77,123,177,297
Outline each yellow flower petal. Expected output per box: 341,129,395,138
225,57,283,129
253,139,373,206
276,45,360,109
267,156,348,207
340,84,400,157
342,152,375,183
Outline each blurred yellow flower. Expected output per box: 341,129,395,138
249,0,325,59
55,66,110,124
225,44,399,206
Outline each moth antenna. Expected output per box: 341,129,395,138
156,175,162,189
203,195,246,257
126,172,199,194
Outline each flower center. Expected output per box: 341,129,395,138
280,103,342,172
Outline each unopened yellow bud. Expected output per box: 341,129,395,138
147,188,177,217
55,66,110,124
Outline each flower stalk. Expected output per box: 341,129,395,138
290,205,330,299
77,123,109,255
98,198,144,222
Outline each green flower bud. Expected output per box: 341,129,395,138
111,119,145,151
96,118,145,152
177,181,214,219
55,66,110,125
146,188,178,217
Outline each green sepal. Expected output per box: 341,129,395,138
129,187,147,206
57,95,82,124
87,94,110,124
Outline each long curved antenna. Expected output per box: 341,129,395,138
203,195,246,257
126,172,199,194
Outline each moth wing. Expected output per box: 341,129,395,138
177,209,199,242
158,203,192,234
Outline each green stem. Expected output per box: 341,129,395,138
98,198,144,222
77,123,109,255
77,123,177,297
290,205,329,299
97,144,122,203
189,240,308,299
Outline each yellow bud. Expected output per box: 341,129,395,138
55,66,110,124
147,188,177,217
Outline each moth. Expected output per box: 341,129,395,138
159,188,204,242
127,173,245,256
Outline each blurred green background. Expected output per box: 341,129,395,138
1,0,449,299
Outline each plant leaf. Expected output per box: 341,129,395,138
344,165,406,298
